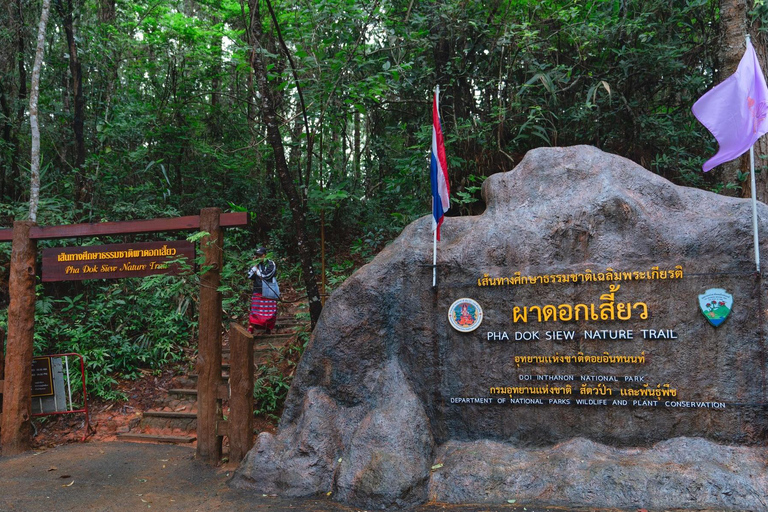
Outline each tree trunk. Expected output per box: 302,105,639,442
56,0,89,213
0,80,12,202
715,0,768,202
98,0,115,23
29,0,53,222
248,0,323,328
0,0,27,202
1,221,37,456
353,111,361,191
748,14,768,201
209,0,223,139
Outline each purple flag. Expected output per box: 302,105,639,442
692,39,768,172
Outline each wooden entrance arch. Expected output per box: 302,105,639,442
0,208,247,462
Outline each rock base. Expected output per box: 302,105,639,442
429,437,768,510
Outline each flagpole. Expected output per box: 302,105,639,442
431,84,447,288
433,85,439,288
432,224,438,287
751,145,761,273
745,34,762,274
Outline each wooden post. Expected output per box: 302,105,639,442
1,325,5,419
228,324,254,462
1,221,37,456
0,326,5,382
196,208,224,463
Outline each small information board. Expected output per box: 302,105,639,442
31,356,67,414
30,353,90,440
31,357,54,397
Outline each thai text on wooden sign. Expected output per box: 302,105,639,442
42,240,195,282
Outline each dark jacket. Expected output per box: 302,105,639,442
248,259,277,295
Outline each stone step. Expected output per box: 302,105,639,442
143,410,197,419
169,388,197,397
117,432,196,444
172,375,198,389
251,332,296,340
139,410,197,432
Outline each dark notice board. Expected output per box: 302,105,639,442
31,357,54,397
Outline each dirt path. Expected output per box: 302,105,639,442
0,441,615,512
0,441,352,512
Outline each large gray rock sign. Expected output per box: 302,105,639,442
231,146,768,509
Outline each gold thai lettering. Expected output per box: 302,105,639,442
513,285,644,324
489,385,573,397
54,245,179,262
476,265,684,287
580,383,613,396
514,351,646,367
599,284,619,320
619,383,677,399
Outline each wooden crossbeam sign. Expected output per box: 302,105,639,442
42,240,195,282
0,211,248,242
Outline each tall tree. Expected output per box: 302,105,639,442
247,0,323,327
55,0,89,213
0,0,28,202
28,0,52,222
716,1,768,201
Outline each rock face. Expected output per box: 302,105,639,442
430,437,768,510
231,146,768,509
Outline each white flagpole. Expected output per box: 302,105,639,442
750,145,761,273
432,86,439,288
433,222,438,287
744,34,761,274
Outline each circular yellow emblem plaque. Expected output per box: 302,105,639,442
448,298,483,332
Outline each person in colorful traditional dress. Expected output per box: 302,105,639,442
247,247,278,334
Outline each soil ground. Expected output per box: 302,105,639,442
0,441,630,512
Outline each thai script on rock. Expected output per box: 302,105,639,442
512,284,647,323
56,245,178,262
489,383,678,399
513,351,646,367
478,265,683,287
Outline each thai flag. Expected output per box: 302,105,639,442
431,87,450,240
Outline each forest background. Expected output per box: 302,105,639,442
1,0,767,409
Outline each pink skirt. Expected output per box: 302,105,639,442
249,292,277,329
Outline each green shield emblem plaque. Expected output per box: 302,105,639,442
698,288,733,327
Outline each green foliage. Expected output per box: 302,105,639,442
253,364,291,419
218,236,257,322
30,272,197,401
